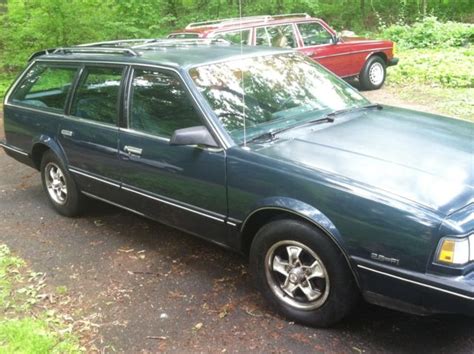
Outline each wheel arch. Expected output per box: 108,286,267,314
239,197,360,287
365,51,388,65
31,135,67,170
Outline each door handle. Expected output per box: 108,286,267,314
124,145,143,157
60,129,74,137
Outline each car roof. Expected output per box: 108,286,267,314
33,43,292,69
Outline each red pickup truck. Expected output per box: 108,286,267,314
169,13,398,90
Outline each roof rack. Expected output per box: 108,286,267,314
28,48,57,62
53,47,140,56
185,13,310,29
77,38,157,48
131,38,230,49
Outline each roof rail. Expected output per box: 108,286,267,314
28,48,57,62
77,38,157,48
53,47,140,57
132,38,230,49
185,13,311,29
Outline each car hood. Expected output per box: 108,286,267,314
254,106,473,215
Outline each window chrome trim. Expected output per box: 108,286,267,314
27,58,229,149
69,168,120,188
81,191,145,217
357,265,474,301
62,114,120,130
5,103,65,118
122,185,225,223
119,128,170,142
0,142,29,156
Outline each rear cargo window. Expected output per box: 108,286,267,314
10,64,78,112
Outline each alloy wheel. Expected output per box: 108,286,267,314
264,240,330,310
45,162,68,205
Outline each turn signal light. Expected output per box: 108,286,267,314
436,236,472,265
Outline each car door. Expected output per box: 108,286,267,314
296,21,357,77
58,64,126,202
118,66,228,244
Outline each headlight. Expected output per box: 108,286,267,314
392,42,397,56
436,234,473,265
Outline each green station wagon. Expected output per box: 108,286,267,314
1,40,473,326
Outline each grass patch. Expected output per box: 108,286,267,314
387,46,473,88
0,244,83,353
385,46,473,120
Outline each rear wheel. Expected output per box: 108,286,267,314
249,219,359,327
359,56,386,90
40,150,85,216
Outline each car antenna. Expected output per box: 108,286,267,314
239,0,249,150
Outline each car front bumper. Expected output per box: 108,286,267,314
388,57,399,67
354,257,474,316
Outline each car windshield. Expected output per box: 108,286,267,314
189,52,369,144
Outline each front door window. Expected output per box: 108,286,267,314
130,69,202,137
297,22,334,46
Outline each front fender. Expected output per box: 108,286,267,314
242,196,342,241
240,196,360,286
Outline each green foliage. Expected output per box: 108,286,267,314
0,318,80,353
388,47,474,88
0,244,82,353
382,17,474,49
0,244,25,308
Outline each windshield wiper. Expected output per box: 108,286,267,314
245,116,335,144
244,104,382,145
320,103,383,120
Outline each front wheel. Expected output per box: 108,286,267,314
249,219,359,327
359,56,386,90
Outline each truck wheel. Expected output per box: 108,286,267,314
249,219,359,327
359,56,386,90
40,150,85,216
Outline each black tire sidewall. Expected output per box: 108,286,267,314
359,56,386,90
40,150,83,216
250,219,359,327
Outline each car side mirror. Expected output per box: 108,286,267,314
170,126,219,148
332,34,340,44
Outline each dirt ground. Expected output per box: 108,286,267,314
0,90,473,353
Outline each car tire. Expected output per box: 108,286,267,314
40,150,85,217
249,219,359,327
359,56,386,90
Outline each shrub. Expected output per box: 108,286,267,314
387,47,474,88
382,17,473,49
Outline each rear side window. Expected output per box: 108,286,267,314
212,30,251,45
298,22,333,46
256,25,297,48
129,69,202,137
10,64,77,112
71,66,123,125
